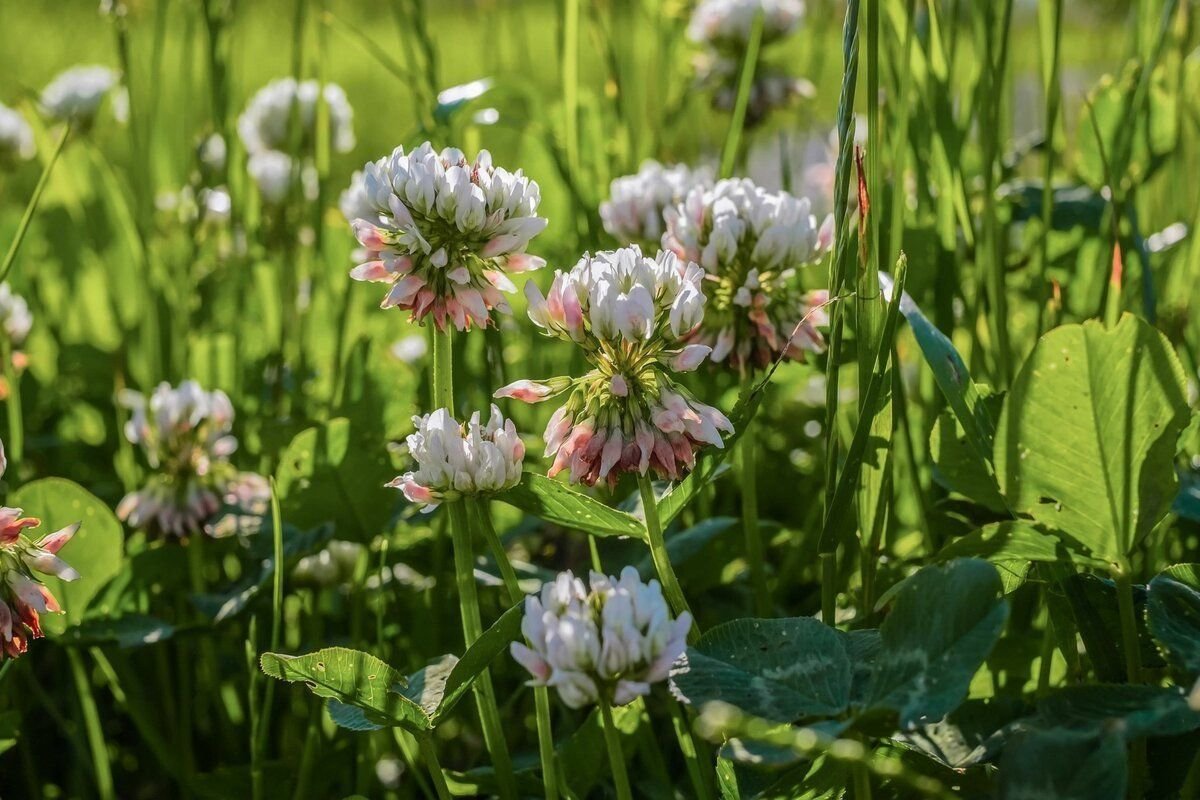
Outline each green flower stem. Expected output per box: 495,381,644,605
0,122,71,286
668,697,714,800
447,499,517,800
432,324,454,411
471,498,559,800
1,339,23,472
638,474,697,643
1115,566,1146,797
598,697,633,800
418,733,454,800
738,420,769,616
67,648,115,800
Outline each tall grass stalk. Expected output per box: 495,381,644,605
0,123,71,286
67,649,115,800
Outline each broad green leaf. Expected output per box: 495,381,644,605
260,647,428,730
994,315,1189,565
61,614,175,648
499,472,646,541
275,418,396,541
928,391,1006,511
999,728,1126,800
1146,574,1200,674
9,478,125,633
671,617,852,723
893,698,1015,769
937,521,1110,571
867,559,1009,726
1037,685,1200,740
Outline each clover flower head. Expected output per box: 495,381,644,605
0,102,35,167
600,161,713,249
117,380,264,538
695,53,814,125
511,566,691,709
40,65,119,124
247,150,295,205
389,405,525,511
237,77,355,156
0,284,32,347
663,178,832,370
687,0,805,50
347,142,546,331
496,245,733,486
0,443,81,662
293,540,366,588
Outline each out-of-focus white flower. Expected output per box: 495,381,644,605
237,77,355,156
389,405,525,511
247,150,294,205
347,142,546,331
0,481,82,661
0,103,35,167
600,161,713,249
511,566,691,709
0,284,32,347
663,178,831,370
118,380,265,538
39,65,119,124
198,132,227,175
390,334,428,364
200,187,232,223
688,0,805,50
293,540,365,588
496,246,733,486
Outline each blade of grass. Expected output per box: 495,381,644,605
0,123,71,285
718,9,764,179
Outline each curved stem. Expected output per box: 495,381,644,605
418,733,454,800
472,499,559,800
447,499,516,800
598,697,633,800
0,123,71,285
637,474,696,642
739,421,769,616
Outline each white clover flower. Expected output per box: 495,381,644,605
198,132,227,175
293,540,365,588
687,0,805,50
39,65,119,124
247,150,294,205
0,284,32,347
237,77,355,156
495,246,733,486
0,506,81,662
117,380,264,538
511,566,692,709
600,161,713,249
347,142,546,331
0,103,35,167
388,405,525,511
390,334,428,364
663,178,831,370
339,168,373,226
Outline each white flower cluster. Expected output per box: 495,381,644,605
497,246,733,486
600,160,713,248
347,142,546,331
237,77,355,155
511,567,692,709
292,540,365,588
0,284,32,347
0,103,34,167
238,78,355,204
39,65,119,124
0,504,81,661
688,0,805,50
663,178,831,369
118,381,266,538
389,405,525,511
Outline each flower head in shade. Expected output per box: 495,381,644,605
0,102,35,168
293,540,366,588
347,142,546,331
600,161,713,250
0,284,32,347
687,0,805,50
495,245,733,486
237,78,356,156
694,53,814,126
389,405,525,511
39,65,119,124
0,448,81,661
663,178,831,370
117,380,267,538
511,567,691,709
